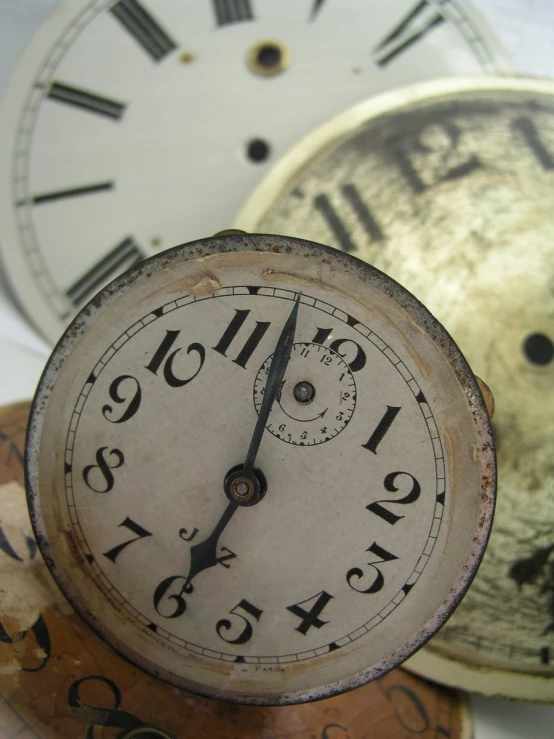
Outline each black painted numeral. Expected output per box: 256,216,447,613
102,517,153,563
362,406,401,453
367,471,421,525
0,525,36,563
102,375,142,424
47,82,126,119
384,683,431,733
310,0,326,21
110,0,177,61
314,185,382,253
287,590,333,635
389,121,482,194
321,725,347,739
0,613,51,673
153,575,189,618
68,675,167,735
216,599,262,644
372,1,445,66
213,309,271,368
66,237,143,309
146,330,206,387
346,542,398,593
82,447,125,493
213,0,254,26
22,181,113,207
512,116,554,170
312,328,366,372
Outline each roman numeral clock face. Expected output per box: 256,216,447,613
26,233,496,704
236,76,554,702
0,0,508,342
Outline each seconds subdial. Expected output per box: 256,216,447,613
253,342,356,446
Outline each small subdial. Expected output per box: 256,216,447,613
253,342,356,446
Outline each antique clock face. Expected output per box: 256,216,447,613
237,76,554,702
0,0,509,343
25,233,495,705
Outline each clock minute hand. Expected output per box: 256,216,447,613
242,293,300,476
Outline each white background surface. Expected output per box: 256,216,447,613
0,2,553,736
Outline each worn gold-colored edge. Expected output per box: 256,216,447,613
234,73,554,703
235,75,554,234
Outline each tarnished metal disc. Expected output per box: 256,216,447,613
237,76,554,702
0,404,471,737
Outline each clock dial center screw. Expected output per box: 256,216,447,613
294,381,316,404
224,464,267,506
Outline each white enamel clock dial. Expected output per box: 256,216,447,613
236,76,554,702
0,0,509,343
26,233,495,705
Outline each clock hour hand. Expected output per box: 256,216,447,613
184,501,238,589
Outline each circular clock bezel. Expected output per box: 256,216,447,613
25,233,496,704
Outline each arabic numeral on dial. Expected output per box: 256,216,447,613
286,591,333,635
102,517,153,563
216,599,263,645
68,675,170,737
153,575,190,618
0,525,36,563
384,683,431,733
0,613,51,672
82,447,124,493
362,406,401,454
312,329,366,372
347,542,398,594
145,330,205,387
213,309,270,369
367,471,421,525
102,374,142,423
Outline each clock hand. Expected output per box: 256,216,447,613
183,295,300,589
184,501,238,590
242,293,300,476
